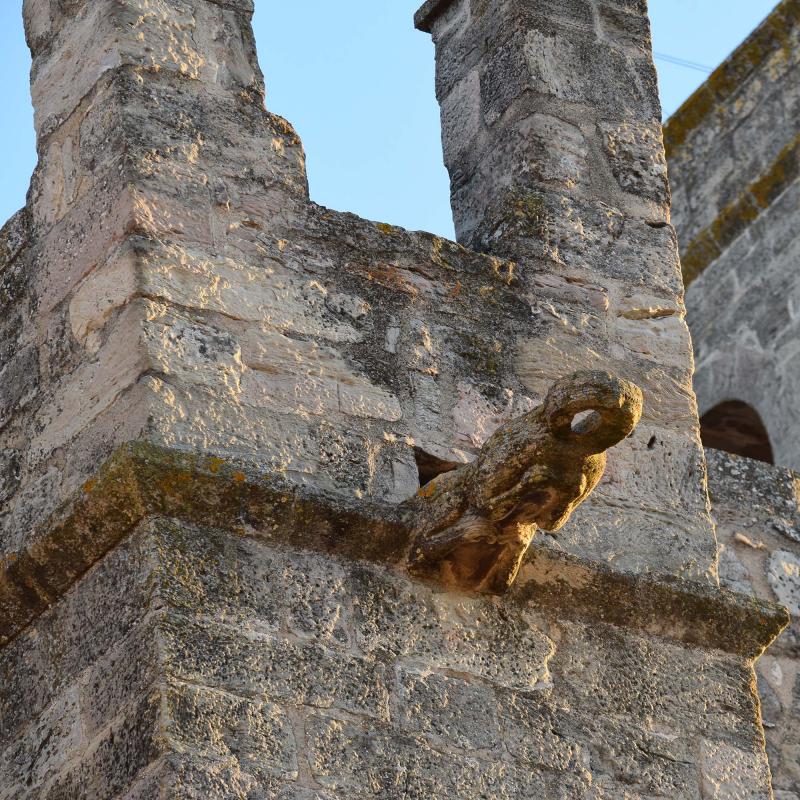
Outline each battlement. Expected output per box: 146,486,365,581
0,1,787,796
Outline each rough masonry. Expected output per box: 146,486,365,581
709,449,800,799
665,1,800,792
0,0,788,797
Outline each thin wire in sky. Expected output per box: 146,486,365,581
653,51,714,74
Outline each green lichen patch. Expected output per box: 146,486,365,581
0,442,789,661
519,546,789,661
750,133,800,209
663,86,718,158
0,442,407,648
680,229,722,287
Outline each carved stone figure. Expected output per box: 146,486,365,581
403,372,644,594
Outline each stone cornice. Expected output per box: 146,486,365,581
0,442,788,658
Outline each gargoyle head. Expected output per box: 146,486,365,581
406,371,643,594
469,371,643,531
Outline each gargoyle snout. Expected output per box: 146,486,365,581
544,370,644,455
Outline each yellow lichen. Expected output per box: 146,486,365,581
664,0,799,156
680,132,800,285
205,456,226,475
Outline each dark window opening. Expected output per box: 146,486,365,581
413,447,461,486
700,401,774,464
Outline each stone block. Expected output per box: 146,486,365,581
41,691,163,800
30,0,260,138
440,70,484,166
596,3,652,49
304,711,579,799
522,28,656,118
79,619,163,741
498,692,585,773
699,739,772,800
0,529,154,748
164,681,299,782
600,120,669,204
0,345,39,431
0,686,83,798
351,563,555,689
390,667,502,752
160,615,391,721
769,551,800,616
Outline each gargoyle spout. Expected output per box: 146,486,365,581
544,370,643,454
404,371,643,595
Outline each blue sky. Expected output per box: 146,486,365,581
0,1,779,236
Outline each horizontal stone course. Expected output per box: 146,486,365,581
0,500,782,798
0,442,786,658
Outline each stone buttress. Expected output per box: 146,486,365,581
0,0,789,797
707,448,800,798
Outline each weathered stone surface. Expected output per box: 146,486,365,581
666,0,800,469
665,16,800,789
0,0,783,797
154,518,786,798
0,450,21,506
416,0,714,581
0,0,716,594
404,370,642,593
0,470,785,798
706,448,800,796
769,551,800,617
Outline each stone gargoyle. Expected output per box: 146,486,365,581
402,371,643,595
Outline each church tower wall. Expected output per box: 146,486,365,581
0,1,788,797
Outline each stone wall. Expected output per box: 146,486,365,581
0,507,781,799
416,0,715,578
664,0,800,469
708,448,800,798
0,0,718,589
0,0,789,797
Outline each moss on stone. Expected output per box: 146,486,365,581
681,229,722,286
0,442,407,647
664,86,718,158
664,0,800,157
750,133,800,209
519,547,789,661
0,442,789,659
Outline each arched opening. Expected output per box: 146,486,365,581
700,401,774,464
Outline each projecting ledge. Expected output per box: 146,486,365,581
414,0,456,32
0,441,788,658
